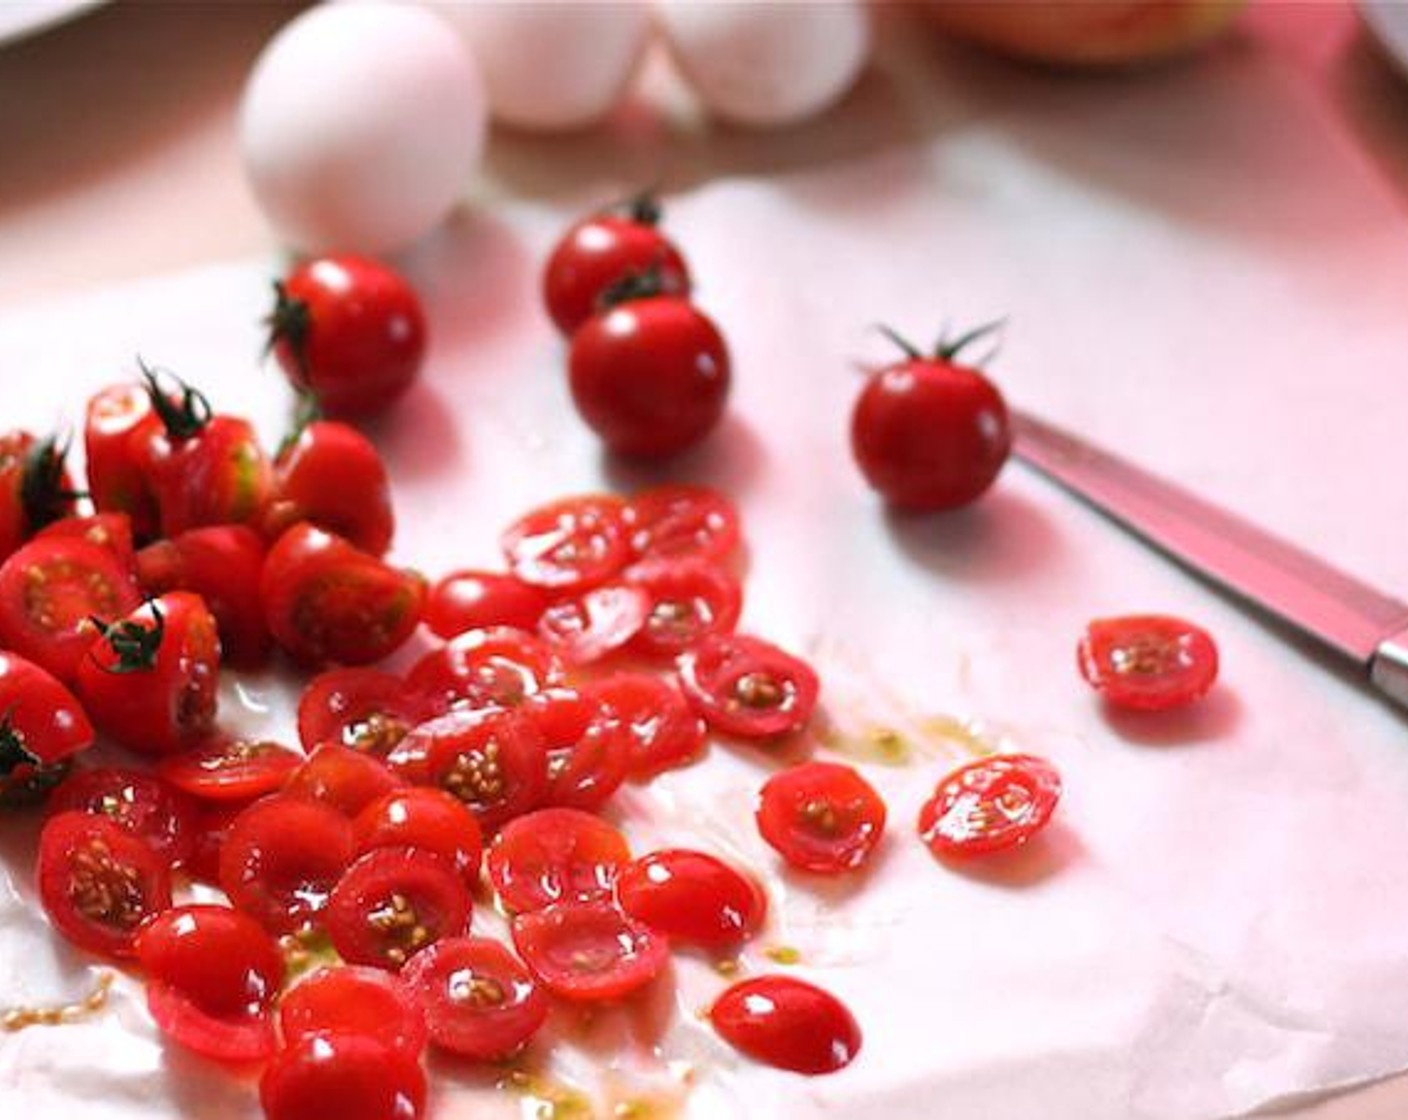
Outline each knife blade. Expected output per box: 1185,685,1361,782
1010,408,1408,710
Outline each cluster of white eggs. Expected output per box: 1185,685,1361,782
240,1,870,255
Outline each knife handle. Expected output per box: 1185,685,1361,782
1370,628,1408,711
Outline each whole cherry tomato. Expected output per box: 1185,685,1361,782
0,652,94,806
267,255,426,417
569,295,730,458
263,420,395,556
84,382,161,541
851,323,1011,511
0,430,80,560
1077,614,1219,711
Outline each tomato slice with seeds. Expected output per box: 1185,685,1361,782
297,667,432,757
525,687,629,811
353,788,484,883
756,761,886,874
917,753,1062,859
501,495,630,591
425,570,549,638
486,808,630,914
401,936,547,1060
0,651,94,806
537,582,649,664
709,975,861,1075
284,742,405,817
36,512,137,572
260,1032,426,1120
624,484,741,566
510,900,668,1002
37,811,172,959
50,766,199,866
219,795,355,934
325,847,472,971
678,634,819,739
1077,614,1219,711
408,626,564,713
157,737,303,802
625,558,742,658
615,849,766,950
280,966,428,1059
584,673,706,779
136,904,284,1063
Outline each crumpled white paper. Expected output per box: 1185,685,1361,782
5,23,1408,1120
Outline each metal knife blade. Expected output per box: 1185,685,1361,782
1010,408,1408,710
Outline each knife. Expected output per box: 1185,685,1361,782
1010,409,1408,711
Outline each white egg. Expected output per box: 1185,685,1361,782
434,1,651,132
655,0,870,128
240,3,487,255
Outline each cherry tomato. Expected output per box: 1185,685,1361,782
624,483,741,566
297,667,432,757
35,512,137,573
569,296,730,458
135,525,270,667
76,591,220,756
511,900,668,1002
615,849,765,950
537,582,649,664
407,626,564,712
325,846,472,971
267,254,427,417
260,1031,426,1120
501,495,630,592
219,795,355,934
1077,614,1219,711
543,197,691,336
756,761,886,874
525,687,629,812
84,382,160,540
186,801,245,887
284,743,405,818
279,966,428,1059
0,431,80,562
584,673,706,779
261,524,426,667
486,808,630,914
136,904,284,1063
0,535,141,684
51,766,199,866
354,788,484,882
918,753,1062,859
0,651,94,806
709,975,861,1075
851,324,1011,511
401,936,547,1060
157,737,303,803
424,569,549,638
624,558,742,658
678,634,819,740
263,420,395,556
37,810,172,959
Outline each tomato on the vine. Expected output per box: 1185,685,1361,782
501,495,631,592
677,634,819,739
710,975,861,1075
511,900,668,1002
0,651,94,806
263,420,395,556
486,808,630,914
260,1031,426,1120
917,753,1062,859
50,766,199,866
424,569,548,638
756,761,886,874
1077,614,1219,711
402,936,547,1060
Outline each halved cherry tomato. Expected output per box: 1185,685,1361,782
284,743,404,818
84,382,160,541
501,495,630,592
756,761,886,874
76,591,220,756
407,627,563,712
424,570,549,639
524,687,629,811
0,536,141,683
537,582,649,664
615,849,765,950
260,1031,427,1120
279,966,428,1059
0,431,80,562
624,484,741,566
402,936,547,1060
486,808,630,914
136,904,284,1063
325,847,472,971
353,788,484,882
36,513,136,573
1077,614,1219,711
584,673,706,779
678,634,819,739
50,766,199,866
297,667,432,757
511,900,668,1002
0,651,94,806
186,801,246,886
709,975,861,1075
625,559,742,658
918,753,1062,859
135,525,270,667
157,737,303,803
262,524,425,667
219,795,355,934
37,810,172,959
263,420,394,556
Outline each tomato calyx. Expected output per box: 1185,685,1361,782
598,263,679,311
618,191,663,226
265,281,313,383
876,319,1006,365
140,362,212,441
89,599,165,674
21,435,84,531
0,713,41,775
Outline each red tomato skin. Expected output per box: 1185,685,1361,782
756,761,887,874
261,524,426,667
84,383,161,540
501,495,631,593
136,525,270,667
425,570,549,638
615,849,766,950
623,558,743,658
263,421,395,556
407,626,564,712
918,753,1062,859
1077,614,1219,711
569,297,730,458
510,900,669,1002
0,651,94,766
270,254,427,417
525,687,629,812
75,591,221,756
583,673,706,780
50,766,200,865
353,788,484,883
851,356,1010,511
260,1032,427,1120
297,667,432,757
144,414,274,538
537,582,649,665
186,801,246,886
35,513,137,573
624,483,742,566
279,966,428,1059
543,212,691,336
709,975,862,1075
402,936,548,1060
677,634,820,740
284,743,405,818
486,808,631,914
157,737,304,803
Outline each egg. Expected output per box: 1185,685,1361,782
435,1,651,132
654,0,870,128
240,3,487,255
